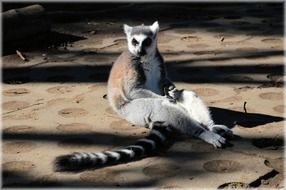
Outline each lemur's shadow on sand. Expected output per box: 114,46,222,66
210,106,284,128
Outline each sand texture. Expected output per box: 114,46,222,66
2,3,284,188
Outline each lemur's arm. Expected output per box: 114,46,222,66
157,53,176,95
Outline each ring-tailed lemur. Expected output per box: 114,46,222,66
55,21,232,172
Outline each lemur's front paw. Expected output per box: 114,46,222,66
199,131,226,148
162,80,175,94
168,89,183,101
163,87,176,103
165,95,176,103
210,125,233,138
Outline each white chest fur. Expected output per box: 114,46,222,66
142,57,161,94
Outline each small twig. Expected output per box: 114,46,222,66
16,50,28,61
3,103,44,115
96,42,119,50
220,36,225,42
243,101,247,113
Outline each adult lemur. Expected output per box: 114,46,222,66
55,21,232,171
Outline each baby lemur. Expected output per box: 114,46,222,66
55,21,232,171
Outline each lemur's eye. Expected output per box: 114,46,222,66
142,37,152,47
132,38,139,46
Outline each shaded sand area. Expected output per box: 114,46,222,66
2,3,284,188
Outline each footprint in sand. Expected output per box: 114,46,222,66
259,92,283,100
261,38,282,44
203,160,242,173
3,125,35,134
143,163,181,178
273,105,284,113
181,35,201,42
80,168,123,185
58,108,88,117
3,88,30,96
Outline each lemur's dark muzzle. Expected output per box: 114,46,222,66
138,49,146,56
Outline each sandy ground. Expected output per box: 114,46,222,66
2,3,284,188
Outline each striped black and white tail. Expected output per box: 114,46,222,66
54,126,172,172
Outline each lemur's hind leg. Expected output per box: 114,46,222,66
118,98,226,148
169,89,233,138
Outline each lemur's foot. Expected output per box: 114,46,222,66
144,115,153,129
198,131,226,148
144,115,165,129
209,124,233,138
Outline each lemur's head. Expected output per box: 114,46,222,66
123,21,159,57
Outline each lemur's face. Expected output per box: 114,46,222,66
124,21,159,57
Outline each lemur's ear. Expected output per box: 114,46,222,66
150,21,159,34
123,24,132,35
